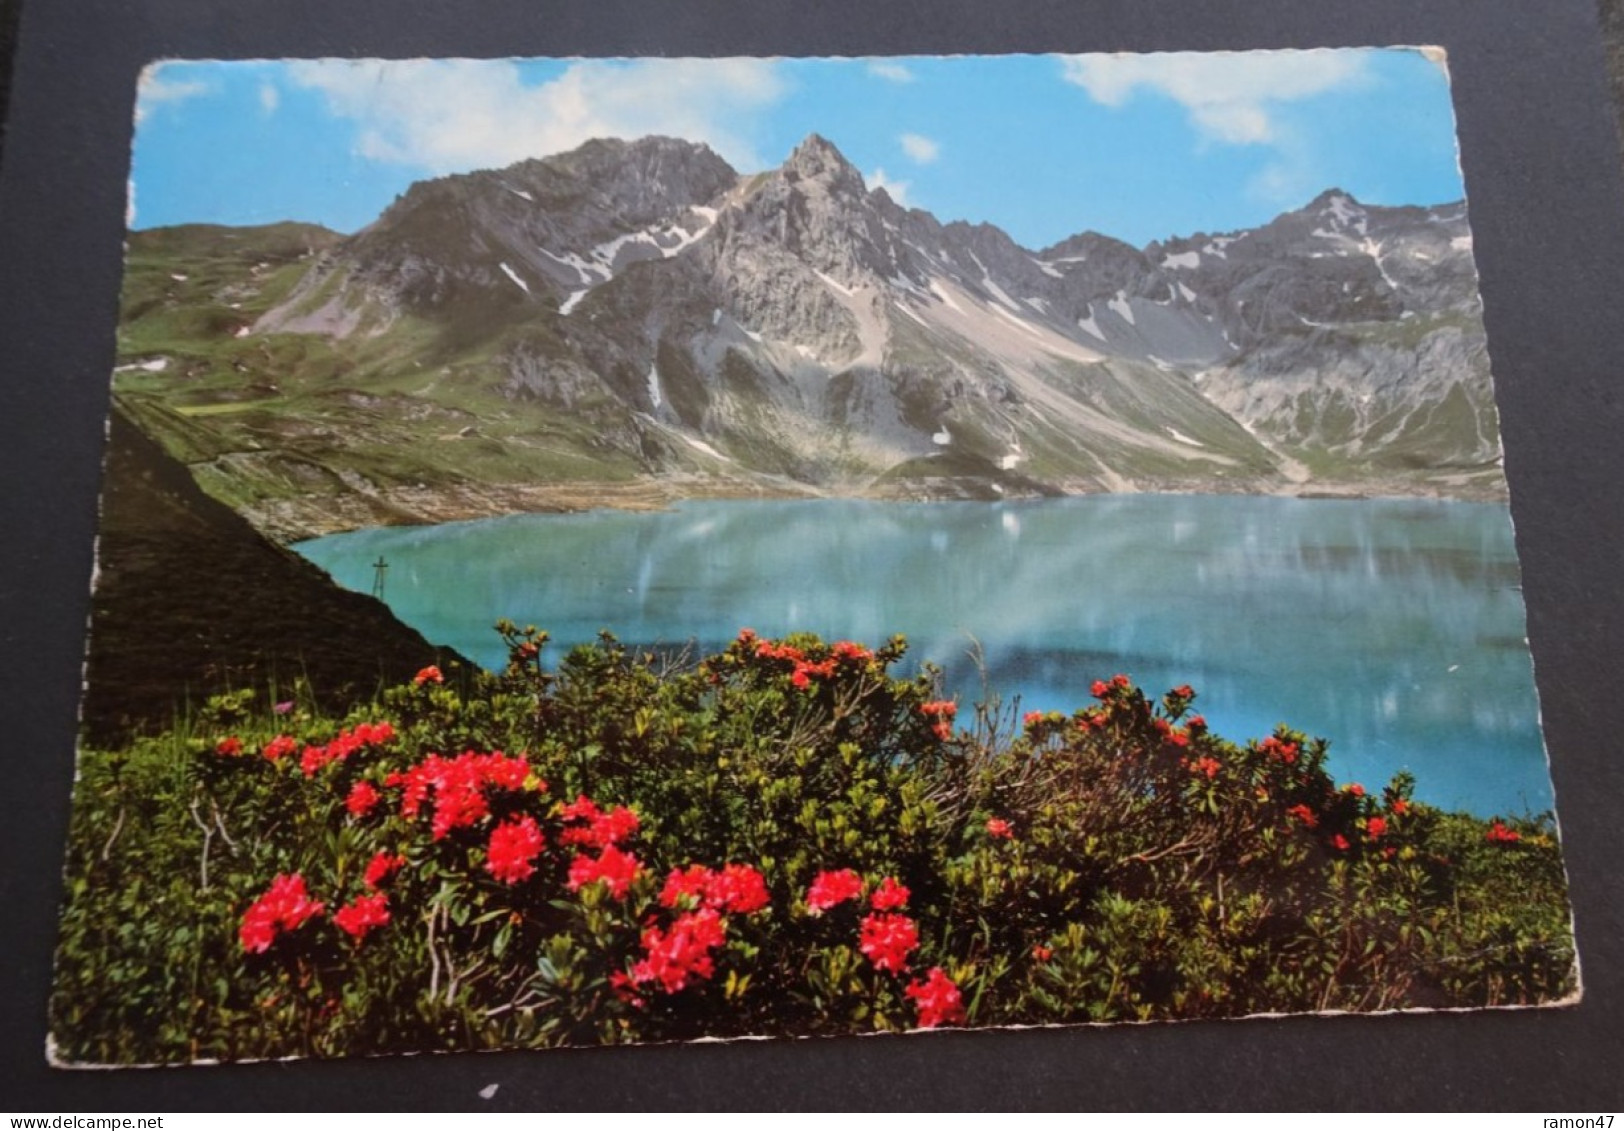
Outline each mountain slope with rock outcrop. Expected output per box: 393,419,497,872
109,134,1506,540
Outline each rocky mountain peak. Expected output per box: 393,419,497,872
1301,188,1371,235
782,133,867,198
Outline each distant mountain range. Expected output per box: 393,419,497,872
111,133,1504,541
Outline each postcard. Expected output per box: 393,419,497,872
50,48,1577,1065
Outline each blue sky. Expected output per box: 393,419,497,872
130,49,1464,250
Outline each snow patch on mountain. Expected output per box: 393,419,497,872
1107,291,1136,326
539,248,610,286
499,262,530,295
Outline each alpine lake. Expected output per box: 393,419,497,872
294,494,1551,817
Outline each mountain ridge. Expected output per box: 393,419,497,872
110,133,1505,541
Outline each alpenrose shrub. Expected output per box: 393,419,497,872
50,626,1576,1063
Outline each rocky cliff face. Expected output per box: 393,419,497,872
140,133,1503,528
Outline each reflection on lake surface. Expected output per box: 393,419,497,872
296,495,1551,816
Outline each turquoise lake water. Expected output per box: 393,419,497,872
295,495,1552,816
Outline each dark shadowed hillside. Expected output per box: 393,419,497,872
79,402,467,744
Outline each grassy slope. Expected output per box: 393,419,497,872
79,403,469,745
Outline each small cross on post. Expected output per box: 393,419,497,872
370,555,389,599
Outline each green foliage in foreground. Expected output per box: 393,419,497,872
51,627,1576,1063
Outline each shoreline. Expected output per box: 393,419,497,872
247,470,1513,544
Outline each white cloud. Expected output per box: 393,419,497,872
900,133,940,164
1059,49,1371,145
867,60,915,83
866,167,910,206
135,65,211,122
259,83,280,114
288,57,787,174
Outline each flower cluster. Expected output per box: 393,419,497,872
870,877,910,911
345,781,381,818
749,635,873,690
239,874,325,954
486,815,546,885
558,795,639,848
386,750,536,840
333,892,390,941
859,912,918,973
1486,820,1522,844
567,844,644,899
261,734,298,763
299,721,396,777
1185,755,1221,779
630,908,728,994
1259,734,1300,764
985,817,1014,840
1090,673,1132,698
1151,716,1191,747
362,852,405,890
920,700,957,740
905,966,967,1028
660,863,769,914
830,640,873,663
805,868,864,913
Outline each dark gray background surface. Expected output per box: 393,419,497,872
2,0,1622,1110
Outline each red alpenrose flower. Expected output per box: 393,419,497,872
905,967,967,1028
567,845,644,899
660,864,714,909
858,912,918,974
345,781,381,819
485,815,545,885
805,868,864,913
239,873,325,954
362,852,406,890
1485,820,1522,844
333,892,390,941
632,908,727,994
706,862,770,914
261,734,297,762
413,665,444,686
985,818,1014,839
558,795,640,848
870,876,910,911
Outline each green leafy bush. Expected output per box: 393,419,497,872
50,627,1576,1063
